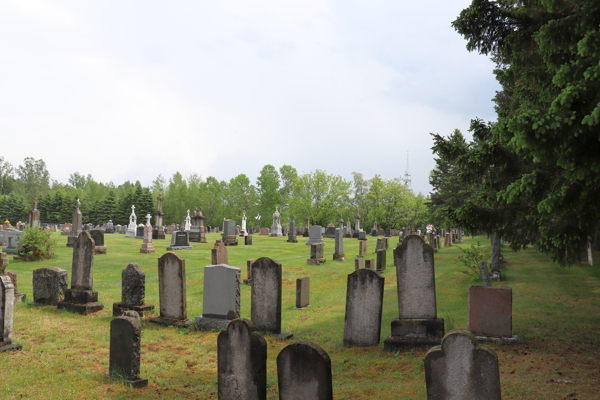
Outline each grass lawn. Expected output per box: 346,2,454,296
1,231,599,399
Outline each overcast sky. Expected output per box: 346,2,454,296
0,0,499,195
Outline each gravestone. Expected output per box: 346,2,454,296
112,263,155,317
109,315,148,388
90,230,107,255
295,277,310,308
57,232,104,315
67,199,83,247
305,225,323,246
196,264,241,330
376,249,387,273
166,231,193,251
288,219,297,243
3,230,22,255
29,267,68,306
126,205,137,238
307,243,326,265
323,226,336,239
0,253,7,271
277,341,332,400
217,319,267,400
0,275,21,351
150,253,190,327
259,227,269,235
135,225,144,239
211,240,229,265
167,224,176,234
5,272,25,302
424,330,501,400
270,207,283,237
303,217,310,237
105,220,115,234
468,286,513,339
140,214,156,254
222,219,238,246
384,235,444,352
153,194,165,240
28,199,40,227
371,221,378,237
251,257,292,339
244,259,257,284
333,228,345,261
344,269,384,347
245,235,253,245
240,212,248,237
358,231,367,240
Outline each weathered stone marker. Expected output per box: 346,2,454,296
251,257,292,339
150,252,190,327
333,228,345,261
57,231,104,315
0,275,21,351
277,341,332,400
376,249,387,273
307,243,326,265
295,277,310,308
424,330,501,400
245,235,253,245
217,318,267,400
109,315,148,388
288,218,298,243
384,235,444,352
468,286,513,338
112,263,155,317
211,240,229,265
244,259,256,284
479,261,491,287
196,264,240,331
5,271,25,302
344,269,384,347
29,267,68,306
222,219,238,246
90,230,107,255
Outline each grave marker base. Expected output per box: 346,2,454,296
149,316,191,327
57,301,105,315
112,302,155,318
0,342,22,352
94,246,107,255
287,239,298,243
273,332,293,340
475,334,524,345
307,258,326,265
165,246,193,251
195,316,231,331
106,375,148,389
384,317,444,352
333,253,345,261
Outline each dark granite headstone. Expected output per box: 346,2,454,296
112,263,154,317
277,341,332,400
109,315,148,388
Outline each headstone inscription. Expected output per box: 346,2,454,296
112,263,155,318
57,232,105,315
0,275,21,352
344,269,384,347
196,264,241,330
217,319,267,400
384,235,444,352
149,252,190,327
424,330,501,400
109,315,148,388
251,257,292,339
29,267,68,306
277,341,332,400
166,231,193,251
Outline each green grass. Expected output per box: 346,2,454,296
1,232,599,399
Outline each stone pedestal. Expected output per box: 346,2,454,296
140,224,155,254
222,235,238,246
307,244,326,265
57,289,104,315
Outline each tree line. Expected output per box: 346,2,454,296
0,157,429,231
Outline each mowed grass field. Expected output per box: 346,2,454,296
1,231,599,399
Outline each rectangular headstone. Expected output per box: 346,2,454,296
343,269,384,347
109,316,148,388
295,277,310,308
202,264,240,320
277,342,332,400
468,286,512,337
150,253,189,326
251,257,291,338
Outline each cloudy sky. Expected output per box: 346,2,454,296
0,0,499,195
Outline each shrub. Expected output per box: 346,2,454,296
457,241,490,278
17,227,56,261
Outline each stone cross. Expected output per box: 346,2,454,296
145,214,152,226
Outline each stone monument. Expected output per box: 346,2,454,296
287,216,297,243
126,205,137,238
0,272,21,352
28,199,40,228
333,228,345,261
140,214,156,254
67,199,83,247
270,207,283,237
109,314,148,388
149,252,191,327
166,231,193,251
153,193,165,240
90,229,107,255
277,341,332,400
112,263,155,317
196,264,241,330
222,219,238,246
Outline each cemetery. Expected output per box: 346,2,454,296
0,227,598,399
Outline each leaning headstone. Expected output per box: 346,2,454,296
295,277,310,308
90,230,107,255
217,319,267,400
468,286,515,340
332,228,345,261
343,269,384,347
211,240,229,265
384,234,444,352
166,231,193,251
109,315,148,388
251,257,292,339
196,264,240,330
29,267,68,306
307,243,326,265
424,330,501,400
0,275,21,351
305,225,323,246
57,232,104,315
150,252,190,327
277,341,332,400
140,214,156,254
112,263,155,318
5,272,25,302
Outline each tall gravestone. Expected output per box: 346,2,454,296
303,217,310,237
28,199,40,228
90,229,107,255
222,219,238,246
333,228,345,261
112,263,155,317
57,232,104,315
29,267,68,306
344,269,384,347
270,207,283,237
288,217,297,243
384,235,444,352
109,315,148,388
277,341,332,400
251,257,292,339
376,249,387,273
140,214,156,254
0,274,21,351
153,193,165,240
167,231,193,251
424,330,501,400
67,199,83,247
355,235,368,269
240,211,248,237
217,319,267,400
196,264,240,330
150,252,190,327
353,210,361,238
